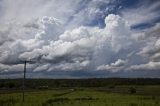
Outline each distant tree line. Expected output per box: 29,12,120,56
0,78,160,89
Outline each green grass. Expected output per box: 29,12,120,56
0,86,160,106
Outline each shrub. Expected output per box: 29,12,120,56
6,82,15,88
108,85,115,89
129,87,136,94
0,83,4,88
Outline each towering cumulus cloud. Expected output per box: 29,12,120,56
0,14,135,73
0,0,160,78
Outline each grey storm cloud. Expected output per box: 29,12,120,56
0,0,160,78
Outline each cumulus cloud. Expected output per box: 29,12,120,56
67,0,116,28
0,0,81,23
0,14,134,73
124,22,160,72
0,0,160,78
0,63,36,73
97,59,127,72
1,12,160,76
129,61,160,71
121,1,160,26
47,60,90,72
0,29,13,45
138,23,160,62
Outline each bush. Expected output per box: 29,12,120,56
108,85,115,89
129,87,136,94
6,82,15,88
0,83,4,88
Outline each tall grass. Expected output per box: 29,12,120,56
0,86,160,106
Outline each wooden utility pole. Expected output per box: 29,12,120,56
22,61,27,102
21,59,36,102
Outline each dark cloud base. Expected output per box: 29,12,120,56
1,70,160,79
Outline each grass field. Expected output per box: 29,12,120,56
0,85,160,106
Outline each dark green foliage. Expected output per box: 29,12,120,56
129,87,136,94
0,78,160,90
108,85,115,89
0,82,4,88
42,98,70,106
0,98,17,106
74,97,98,101
8,82,15,88
42,97,99,106
130,103,138,106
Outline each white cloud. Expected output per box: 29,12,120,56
0,63,36,73
97,59,127,72
0,0,160,77
0,0,81,23
138,23,160,62
129,61,160,71
33,64,50,72
121,1,160,26
0,14,135,72
47,60,90,71
111,59,127,67
104,14,132,52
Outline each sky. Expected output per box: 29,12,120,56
0,0,160,78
